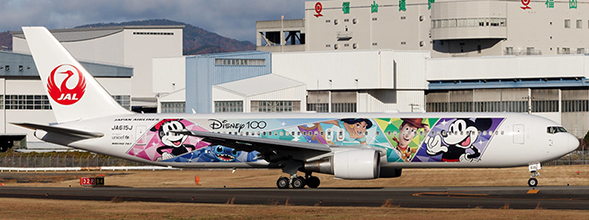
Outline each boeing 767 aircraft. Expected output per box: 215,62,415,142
15,27,578,189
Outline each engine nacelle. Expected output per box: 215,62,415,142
304,149,380,179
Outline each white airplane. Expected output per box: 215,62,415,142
15,27,578,189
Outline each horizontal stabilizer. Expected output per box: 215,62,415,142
12,123,104,139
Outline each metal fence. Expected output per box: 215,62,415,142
0,154,147,167
550,151,589,166
0,151,587,168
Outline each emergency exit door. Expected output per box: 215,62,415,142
513,124,524,144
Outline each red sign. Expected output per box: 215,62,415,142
521,0,531,10
80,177,95,186
314,2,323,17
47,64,86,105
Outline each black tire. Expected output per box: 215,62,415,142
528,178,538,187
277,177,290,189
292,176,306,189
306,176,320,188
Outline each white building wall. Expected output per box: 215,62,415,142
304,0,432,52
273,51,391,90
358,90,424,112
427,55,589,80
123,29,183,99
153,57,186,94
95,78,132,96
63,33,125,66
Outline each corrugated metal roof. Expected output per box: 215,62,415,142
214,74,304,97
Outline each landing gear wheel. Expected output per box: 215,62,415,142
306,176,320,188
528,178,538,187
277,177,290,189
291,176,306,189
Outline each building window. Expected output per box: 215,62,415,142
565,19,571,28
577,20,582,29
215,59,265,66
562,47,571,54
112,95,131,110
161,102,185,113
3,95,51,110
505,47,513,55
578,48,586,54
532,100,559,112
251,101,299,112
332,103,356,112
133,32,174,35
214,101,243,112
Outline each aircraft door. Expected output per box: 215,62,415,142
513,124,524,144
136,125,147,144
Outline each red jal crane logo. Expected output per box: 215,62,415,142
47,64,86,105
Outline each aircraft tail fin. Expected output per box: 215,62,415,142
22,27,130,123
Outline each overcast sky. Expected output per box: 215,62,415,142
1,0,307,43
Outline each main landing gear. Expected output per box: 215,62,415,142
528,163,541,187
276,173,320,189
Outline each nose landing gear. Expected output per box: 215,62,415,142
528,163,541,187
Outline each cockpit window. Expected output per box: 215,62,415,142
547,126,567,134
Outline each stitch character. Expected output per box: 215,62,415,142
152,119,196,161
425,118,492,162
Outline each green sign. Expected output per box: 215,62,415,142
545,0,554,8
399,0,406,11
371,1,379,13
570,0,577,9
343,2,350,14
428,0,435,10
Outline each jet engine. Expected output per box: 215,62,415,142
304,149,380,179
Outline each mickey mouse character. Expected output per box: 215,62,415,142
151,119,196,161
425,118,492,162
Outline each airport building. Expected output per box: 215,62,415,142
12,25,184,112
2,25,182,151
257,0,589,58
252,0,589,138
2,0,589,153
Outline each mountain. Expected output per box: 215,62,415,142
0,19,256,55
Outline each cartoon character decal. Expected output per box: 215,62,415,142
153,119,196,160
375,118,436,162
125,117,504,164
127,119,209,162
127,118,258,163
413,118,504,163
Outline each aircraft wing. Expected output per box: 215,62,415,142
176,130,332,162
12,122,104,139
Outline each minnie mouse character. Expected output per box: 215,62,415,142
151,119,196,161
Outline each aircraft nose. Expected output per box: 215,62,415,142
566,134,579,152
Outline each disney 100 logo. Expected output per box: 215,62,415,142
208,119,267,132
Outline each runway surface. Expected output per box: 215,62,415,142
1,186,589,209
